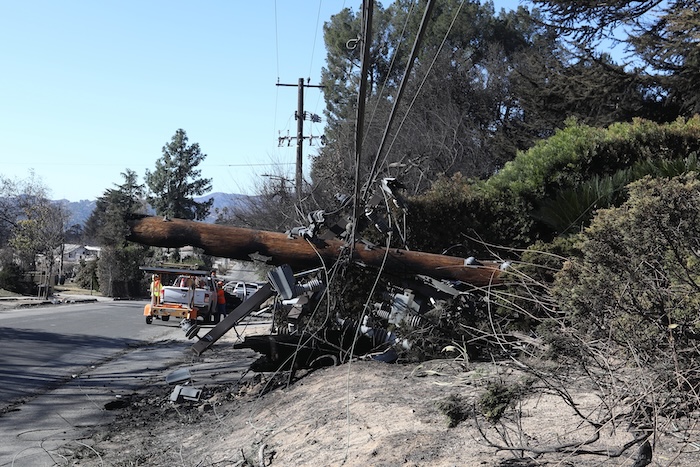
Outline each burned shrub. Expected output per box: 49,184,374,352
478,381,523,423
553,173,700,392
435,393,472,428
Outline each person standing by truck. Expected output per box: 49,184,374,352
216,281,227,320
150,274,162,306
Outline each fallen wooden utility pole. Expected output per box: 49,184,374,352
126,215,503,287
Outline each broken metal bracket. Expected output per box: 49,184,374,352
191,283,274,356
268,264,325,300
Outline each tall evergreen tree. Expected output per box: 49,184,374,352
531,0,699,116
85,169,146,244
313,1,551,200
145,129,213,221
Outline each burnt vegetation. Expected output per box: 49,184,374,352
203,1,700,462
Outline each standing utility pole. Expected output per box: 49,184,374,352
276,78,324,201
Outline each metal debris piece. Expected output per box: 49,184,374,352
165,368,192,385
169,385,202,402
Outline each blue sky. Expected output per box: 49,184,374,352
1,1,365,201
1,1,521,202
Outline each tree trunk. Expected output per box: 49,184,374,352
126,216,503,287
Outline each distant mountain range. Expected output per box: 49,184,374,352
58,199,97,227
57,192,250,227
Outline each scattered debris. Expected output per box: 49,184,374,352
165,368,192,385
104,396,131,410
125,178,510,371
169,385,202,403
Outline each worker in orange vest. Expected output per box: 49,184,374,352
217,281,227,319
150,274,162,306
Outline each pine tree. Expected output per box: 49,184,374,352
145,129,213,221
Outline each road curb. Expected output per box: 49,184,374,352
0,295,100,311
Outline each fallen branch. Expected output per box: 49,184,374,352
473,404,652,460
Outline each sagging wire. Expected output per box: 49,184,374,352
362,0,418,155
273,1,282,148
306,0,330,134
281,239,335,388
365,0,469,197
344,230,394,364
342,228,394,460
250,228,357,389
363,0,437,202
243,229,339,431
307,0,324,82
246,257,335,434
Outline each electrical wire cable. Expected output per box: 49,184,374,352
363,0,437,201
362,0,417,154
308,0,324,82
378,0,468,180
364,0,468,199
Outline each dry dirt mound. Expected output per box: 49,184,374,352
56,349,700,467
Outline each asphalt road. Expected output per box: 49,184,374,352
0,299,197,466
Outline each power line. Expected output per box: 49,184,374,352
379,0,467,180
308,0,324,80
209,162,294,167
364,0,437,199
274,0,280,80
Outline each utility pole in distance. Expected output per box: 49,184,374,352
276,78,324,202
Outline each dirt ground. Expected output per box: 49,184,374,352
47,317,700,467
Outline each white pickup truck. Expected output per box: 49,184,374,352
161,275,216,313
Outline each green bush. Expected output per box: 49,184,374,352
478,381,522,423
408,117,700,255
407,173,488,256
0,261,27,294
435,394,471,427
486,236,582,335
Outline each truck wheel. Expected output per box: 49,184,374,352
146,316,153,324
162,315,170,322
